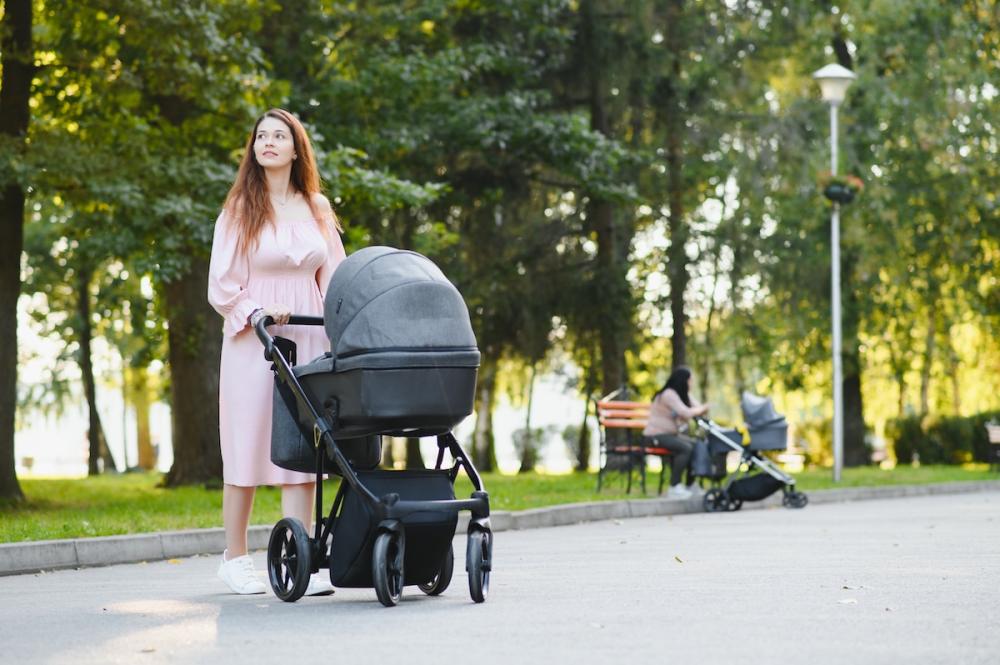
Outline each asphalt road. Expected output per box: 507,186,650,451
2,491,997,665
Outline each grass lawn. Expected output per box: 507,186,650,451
1,464,996,543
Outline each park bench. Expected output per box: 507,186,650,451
595,388,672,495
987,422,1000,471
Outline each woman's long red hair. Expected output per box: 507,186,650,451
223,108,340,255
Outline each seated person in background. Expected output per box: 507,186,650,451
643,366,709,499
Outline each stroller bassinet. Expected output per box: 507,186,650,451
259,247,492,607
276,246,480,451
741,392,789,451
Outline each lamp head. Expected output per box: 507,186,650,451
812,63,857,105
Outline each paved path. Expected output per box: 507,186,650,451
2,491,997,665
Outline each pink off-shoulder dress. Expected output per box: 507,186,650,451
207,207,346,486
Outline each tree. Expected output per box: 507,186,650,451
0,0,32,501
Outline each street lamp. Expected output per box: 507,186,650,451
813,63,856,483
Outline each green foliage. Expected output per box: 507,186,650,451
8,1,1000,489
889,411,1000,465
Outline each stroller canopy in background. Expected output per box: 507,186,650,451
741,392,786,428
740,392,788,451
322,246,480,372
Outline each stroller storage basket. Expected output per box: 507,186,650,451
727,473,785,501
330,470,458,588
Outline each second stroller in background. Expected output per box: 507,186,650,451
692,392,808,512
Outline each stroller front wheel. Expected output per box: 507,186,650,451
373,531,405,607
467,530,491,603
267,517,312,602
783,490,809,509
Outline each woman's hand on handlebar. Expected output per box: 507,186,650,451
266,304,292,326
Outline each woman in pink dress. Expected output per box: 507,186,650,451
208,109,346,595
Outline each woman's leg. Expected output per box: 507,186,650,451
223,484,256,558
281,482,316,530
651,435,694,486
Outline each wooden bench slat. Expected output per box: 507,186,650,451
599,408,649,418
596,400,648,409
600,419,648,428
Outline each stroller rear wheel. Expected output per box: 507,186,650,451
467,530,491,603
373,531,405,607
726,498,743,512
418,544,454,596
267,517,312,602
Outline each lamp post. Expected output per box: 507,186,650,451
813,63,856,483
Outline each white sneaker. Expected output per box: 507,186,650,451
686,483,704,497
667,484,692,500
305,574,335,597
217,550,267,595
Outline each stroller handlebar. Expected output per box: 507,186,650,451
254,313,325,357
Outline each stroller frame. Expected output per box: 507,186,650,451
256,315,492,606
695,417,808,512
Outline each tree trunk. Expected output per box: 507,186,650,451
162,262,223,486
0,0,32,502
581,0,628,397
404,437,425,469
841,255,868,467
380,436,395,469
576,354,597,472
698,245,723,398
887,341,908,417
473,358,498,472
919,306,936,415
593,200,627,396
947,335,961,415
662,0,689,370
842,367,868,466
518,363,537,474
77,266,118,475
130,364,156,470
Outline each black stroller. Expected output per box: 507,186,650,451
257,246,492,607
694,392,808,512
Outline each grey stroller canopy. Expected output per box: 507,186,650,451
740,392,788,451
741,392,786,429
322,246,480,371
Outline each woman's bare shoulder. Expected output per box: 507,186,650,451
310,192,333,212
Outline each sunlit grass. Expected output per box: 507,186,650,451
1,464,996,543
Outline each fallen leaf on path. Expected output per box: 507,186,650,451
838,599,858,605
674,555,683,564
167,559,181,564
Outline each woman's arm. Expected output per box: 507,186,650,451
664,389,709,420
207,211,262,337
